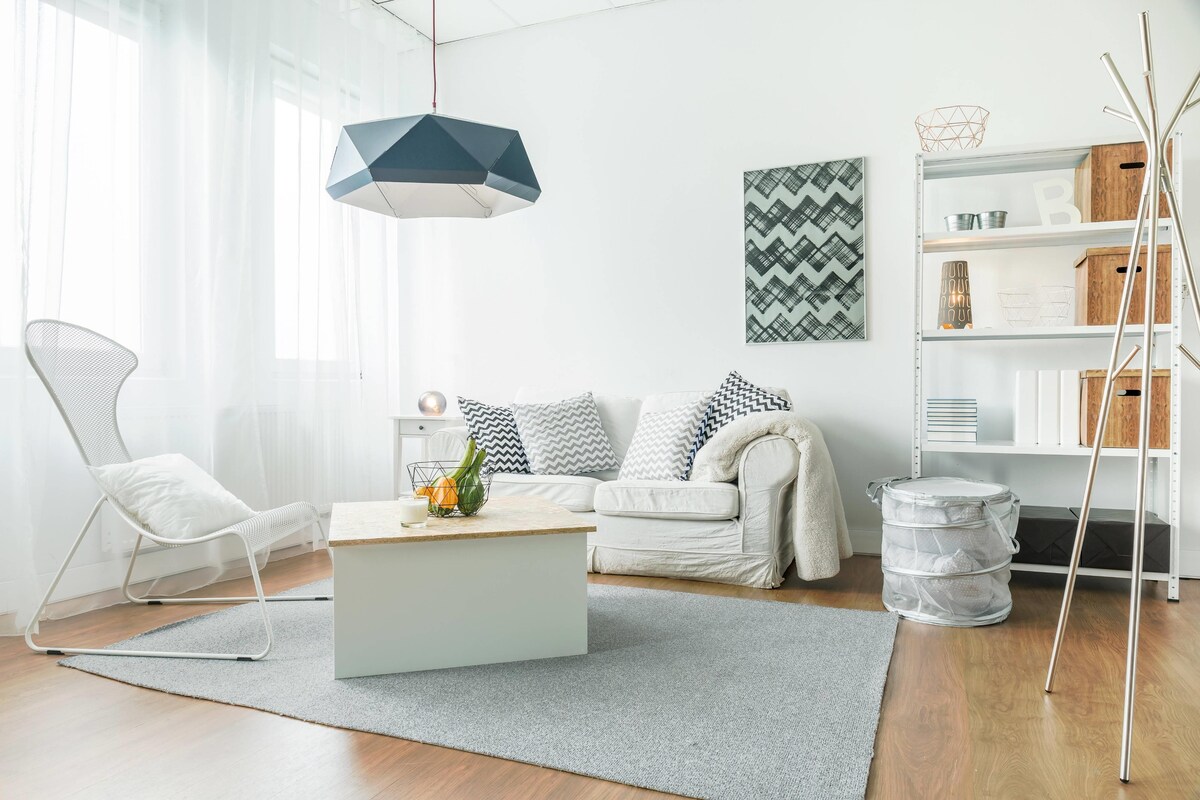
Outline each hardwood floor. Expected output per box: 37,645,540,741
2,553,1197,799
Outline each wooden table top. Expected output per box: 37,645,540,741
328,495,596,547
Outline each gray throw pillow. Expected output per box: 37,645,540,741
512,392,620,475
619,398,709,481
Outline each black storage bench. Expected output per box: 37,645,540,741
1014,506,1170,573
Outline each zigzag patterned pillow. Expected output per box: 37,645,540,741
512,392,620,475
682,371,791,479
619,398,709,481
458,396,531,475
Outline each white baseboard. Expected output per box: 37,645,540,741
8,536,319,634
1180,550,1200,580
849,527,881,556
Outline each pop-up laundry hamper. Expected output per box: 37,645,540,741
868,477,1020,627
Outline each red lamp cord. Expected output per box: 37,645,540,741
431,0,438,113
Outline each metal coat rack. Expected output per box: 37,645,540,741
1044,10,1200,784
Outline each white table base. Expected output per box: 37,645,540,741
332,531,587,678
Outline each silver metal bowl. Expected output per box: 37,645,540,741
977,210,1007,229
945,213,977,231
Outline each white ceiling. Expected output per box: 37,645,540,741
373,0,659,44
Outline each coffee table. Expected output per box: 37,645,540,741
328,495,595,678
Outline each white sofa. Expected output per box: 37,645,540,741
427,388,801,588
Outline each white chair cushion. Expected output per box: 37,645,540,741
89,453,254,539
594,480,740,521
489,472,606,513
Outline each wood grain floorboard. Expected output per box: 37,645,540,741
2,552,1197,799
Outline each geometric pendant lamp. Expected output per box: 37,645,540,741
325,113,541,219
325,0,539,219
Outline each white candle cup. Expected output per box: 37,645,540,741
397,496,429,528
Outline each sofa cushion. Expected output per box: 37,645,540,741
683,372,791,478
458,396,531,475
594,480,740,521
618,397,708,481
643,388,791,415
489,473,606,513
641,391,711,415
515,388,642,462
513,392,620,475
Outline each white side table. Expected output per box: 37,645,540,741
390,414,464,498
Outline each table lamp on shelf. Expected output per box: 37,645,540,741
938,260,973,330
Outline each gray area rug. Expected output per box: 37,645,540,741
64,581,897,800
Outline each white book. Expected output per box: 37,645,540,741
1037,369,1061,446
928,431,979,442
1014,370,1038,445
1059,370,1082,447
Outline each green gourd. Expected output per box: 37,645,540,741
456,447,489,515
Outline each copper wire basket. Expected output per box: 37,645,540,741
408,460,491,517
915,105,990,152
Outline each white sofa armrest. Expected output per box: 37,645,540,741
427,426,470,462
736,435,800,557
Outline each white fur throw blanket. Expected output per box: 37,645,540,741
689,411,853,581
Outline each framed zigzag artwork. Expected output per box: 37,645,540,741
744,157,866,343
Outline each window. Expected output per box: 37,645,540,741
7,7,143,351
0,7,16,348
273,94,339,363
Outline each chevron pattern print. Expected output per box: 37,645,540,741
683,372,791,479
512,392,620,475
619,397,709,481
458,396,531,475
745,157,866,342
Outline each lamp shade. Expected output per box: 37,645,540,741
325,113,540,219
938,260,973,329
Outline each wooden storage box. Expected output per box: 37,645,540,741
1074,245,1171,326
1074,140,1172,222
1081,369,1170,450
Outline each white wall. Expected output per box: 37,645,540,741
397,0,1200,568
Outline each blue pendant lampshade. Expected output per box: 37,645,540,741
325,113,540,219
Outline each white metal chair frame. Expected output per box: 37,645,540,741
24,319,332,662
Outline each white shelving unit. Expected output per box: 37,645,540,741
920,440,1172,459
924,219,1172,253
914,137,1183,600
922,324,1170,342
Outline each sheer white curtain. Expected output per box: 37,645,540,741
1,0,427,634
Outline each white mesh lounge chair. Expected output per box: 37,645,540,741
24,319,331,661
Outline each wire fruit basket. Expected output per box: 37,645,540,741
997,288,1039,327
1037,285,1074,326
408,460,491,517
997,286,1075,328
914,105,990,152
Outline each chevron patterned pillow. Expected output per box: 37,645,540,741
619,398,709,481
682,371,791,479
512,392,620,475
458,396,531,475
